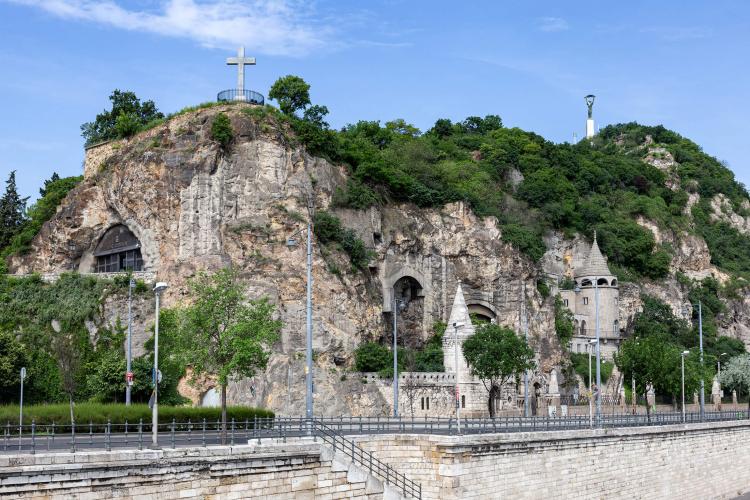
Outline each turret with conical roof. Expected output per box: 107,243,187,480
574,232,613,280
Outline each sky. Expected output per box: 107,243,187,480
1,0,749,201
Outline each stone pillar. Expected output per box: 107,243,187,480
712,376,721,411
547,369,560,416
733,390,738,408
646,385,656,410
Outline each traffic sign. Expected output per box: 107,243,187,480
126,371,134,384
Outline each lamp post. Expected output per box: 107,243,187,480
521,283,529,417
286,214,315,427
594,278,602,427
392,297,406,417
684,302,705,420
681,350,690,422
588,339,597,428
126,277,135,406
453,321,464,434
152,282,168,448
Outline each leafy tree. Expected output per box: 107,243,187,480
0,171,28,250
462,324,534,417
0,329,28,403
39,172,60,197
720,354,750,412
50,328,88,425
2,175,81,257
354,342,391,372
80,89,163,145
554,295,574,348
268,75,311,116
211,112,234,148
171,268,281,443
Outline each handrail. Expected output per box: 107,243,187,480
313,418,421,499
217,89,264,104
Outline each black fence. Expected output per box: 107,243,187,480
216,89,264,104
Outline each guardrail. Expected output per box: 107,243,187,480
217,89,264,104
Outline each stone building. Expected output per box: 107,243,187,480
559,235,622,360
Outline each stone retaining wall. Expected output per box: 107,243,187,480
0,443,399,499
354,419,750,499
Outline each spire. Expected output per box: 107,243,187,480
447,282,475,337
574,233,612,277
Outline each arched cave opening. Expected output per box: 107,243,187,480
391,275,424,349
93,225,144,273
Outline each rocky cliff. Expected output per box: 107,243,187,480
10,104,749,415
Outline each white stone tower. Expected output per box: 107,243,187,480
560,234,621,359
443,283,475,377
585,94,596,139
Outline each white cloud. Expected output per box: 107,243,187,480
7,0,332,56
537,16,569,33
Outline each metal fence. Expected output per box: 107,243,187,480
216,89,264,104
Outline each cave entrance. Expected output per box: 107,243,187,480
94,225,144,273
467,303,495,324
392,276,424,349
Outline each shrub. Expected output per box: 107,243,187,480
211,113,233,148
0,403,273,426
313,211,372,270
354,342,390,372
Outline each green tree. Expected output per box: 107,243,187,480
0,329,28,403
354,342,391,372
39,172,60,197
211,112,234,148
0,171,28,250
720,354,750,412
462,324,534,417
172,268,281,442
80,89,163,144
554,295,574,348
268,75,311,116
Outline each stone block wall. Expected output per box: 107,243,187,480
0,443,393,499
355,420,750,499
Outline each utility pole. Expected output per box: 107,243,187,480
393,295,400,418
152,282,168,448
126,278,135,406
522,283,530,417
594,278,602,427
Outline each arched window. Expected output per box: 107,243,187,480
581,279,592,287
597,278,608,286
94,225,143,273
461,395,466,409
611,279,618,287
613,320,619,334
580,320,587,336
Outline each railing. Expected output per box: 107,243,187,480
314,419,421,499
217,89,264,104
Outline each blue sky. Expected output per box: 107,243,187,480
1,0,748,201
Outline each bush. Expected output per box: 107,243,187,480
0,403,273,426
313,211,372,270
211,113,233,148
354,342,390,372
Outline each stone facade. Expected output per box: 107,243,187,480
354,420,750,499
0,443,401,500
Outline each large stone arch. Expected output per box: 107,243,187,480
382,266,429,312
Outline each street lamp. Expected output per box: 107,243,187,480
683,302,705,420
588,339,597,428
392,296,406,417
453,321,464,434
286,217,314,425
718,352,728,408
126,277,135,406
681,351,690,422
152,281,168,448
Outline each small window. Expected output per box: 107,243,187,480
420,397,424,410
426,398,430,410
461,395,466,409
563,299,569,307
583,297,589,305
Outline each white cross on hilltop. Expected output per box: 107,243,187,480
226,47,256,94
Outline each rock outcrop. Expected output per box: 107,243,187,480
10,104,750,415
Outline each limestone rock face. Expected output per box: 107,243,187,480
10,105,558,415
11,105,750,415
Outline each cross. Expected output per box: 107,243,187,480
226,46,256,93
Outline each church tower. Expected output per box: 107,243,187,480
560,234,621,359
